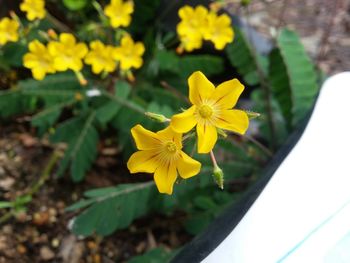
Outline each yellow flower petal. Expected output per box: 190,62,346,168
157,126,182,149
177,151,201,179
170,105,197,133
212,78,244,109
215,109,249,135
127,150,159,173
188,71,215,106
154,161,177,195
131,124,161,150
196,123,217,153
60,33,76,46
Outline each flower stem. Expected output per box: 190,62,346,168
46,12,72,33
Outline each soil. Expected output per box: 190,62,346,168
1,1,349,262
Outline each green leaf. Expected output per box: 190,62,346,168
226,27,265,85
31,99,75,136
128,248,175,263
70,182,157,236
96,81,131,125
63,0,88,10
51,112,99,181
270,29,319,127
156,50,180,74
0,89,36,118
0,201,13,209
251,89,288,146
2,42,27,67
178,55,224,78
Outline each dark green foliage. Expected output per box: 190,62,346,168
128,248,176,263
269,29,319,127
50,112,98,181
66,182,157,236
226,27,263,86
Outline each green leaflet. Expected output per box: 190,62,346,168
269,29,319,127
128,248,176,263
95,80,131,125
226,27,267,86
50,112,98,181
67,182,157,236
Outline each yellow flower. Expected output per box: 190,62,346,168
203,12,234,50
48,33,88,72
20,0,46,21
0,17,20,46
85,40,117,74
23,40,56,80
178,33,203,53
104,0,134,28
127,125,201,195
113,35,145,71
177,5,208,51
170,71,249,154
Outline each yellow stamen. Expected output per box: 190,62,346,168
198,105,213,119
165,142,177,154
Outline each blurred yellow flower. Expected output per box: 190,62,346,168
127,125,201,195
177,5,208,51
104,0,134,28
171,71,249,153
23,40,56,80
0,17,20,46
203,12,234,50
85,40,117,74
48,33,88,72
20,0,46,21
113,35,145,71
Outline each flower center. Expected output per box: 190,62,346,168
165,142,177,154
198,105,213,119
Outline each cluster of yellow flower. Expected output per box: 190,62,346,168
0,0,144,82
23,33,145,81
127,71,249,195
177,5,234,52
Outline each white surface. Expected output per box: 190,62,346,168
203,72,350,263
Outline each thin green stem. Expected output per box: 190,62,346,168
46,12,72,33
99,89,145,115
244,6,277,150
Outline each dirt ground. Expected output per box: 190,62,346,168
1,1,349,262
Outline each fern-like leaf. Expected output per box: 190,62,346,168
269,29,319,127
50,112,98,181
66,182,157,236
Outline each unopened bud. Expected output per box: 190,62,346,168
246,111,260,119
74,71,88,86
176,45,184,55
212,165,224,190
217,128,227,138
75,92,83,101
126,71,135,82
47,29,58,40
145,112,170,123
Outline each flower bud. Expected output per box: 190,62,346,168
246,111,260,119
145,112,170,123
212,165,224,190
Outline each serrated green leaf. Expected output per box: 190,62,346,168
270,29,319,127
156,50,180,73
0,89,36,118
2,42,27,67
